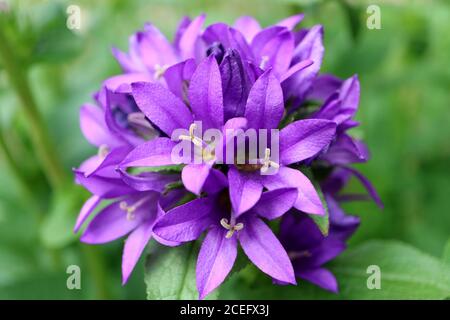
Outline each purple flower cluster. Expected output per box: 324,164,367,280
74,14,382,299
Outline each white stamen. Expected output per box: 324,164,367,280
178,123,203,147
260,148,279,173
127,112,154,130
154,64,168,80
259,55,269,69
220,218,244,239
98,144,110,159
119,197,150,221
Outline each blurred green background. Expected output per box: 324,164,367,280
0,0,449,299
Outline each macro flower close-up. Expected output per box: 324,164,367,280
0,0,449,308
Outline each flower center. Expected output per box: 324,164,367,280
220,218,244,239
119,197,150,221
235,148,279,173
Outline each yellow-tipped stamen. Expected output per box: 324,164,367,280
178,123,203,147
220,218,244,238
260,148,279,173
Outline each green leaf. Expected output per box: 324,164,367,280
30,6,83,65
0,245,35,286
144,242,218,300
301,167,329,235
0,272,86,299
129,164,184,175
337,0,363,42
220,240,450,300
442,238,450,266
331,240,450,299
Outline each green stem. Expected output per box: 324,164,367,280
0,126,37,208
0,28,67,189
0,124,63,269
0,26,111,297
81,245,112,299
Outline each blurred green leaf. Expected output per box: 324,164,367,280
221,240,450,299
443,238,450,266
0,272,85,299
144,241,217,300
30,7,83,65
331,240,450,299
0,246,35,286
301,167,329,235
129,164,184,175
337,0,362,42
39,185,85,249
309,185,329,236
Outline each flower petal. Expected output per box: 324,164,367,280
197,227,238,299
220,49,252,120
203,23,253,61
262,167,325,215
163,59,196,99
284,25,324,101
178,14,205,60
182,164,211,195
80,195,154,244
276,14,304,30
307,74,343,102
103,73,152,94
320,134,367,165
228,167,263,216
280,59,313,83
244,70,284,129
137,23,178,70
80,104,119,148
280,119,336,165
153,198,217,243
252,29,295,76
239,216,296,284
295,267,338,293
74,170,136,198
131,82,193,136
338,75,360,120
118,170,178,192
122,219,155,284
202,168,228,194
233,16,261,42
120,137,176,168
188,55,224,130
74,195,101,232
252,188,298,220
341,166,384,209
86,146,132,178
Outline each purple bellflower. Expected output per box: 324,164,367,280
74,14,382,299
